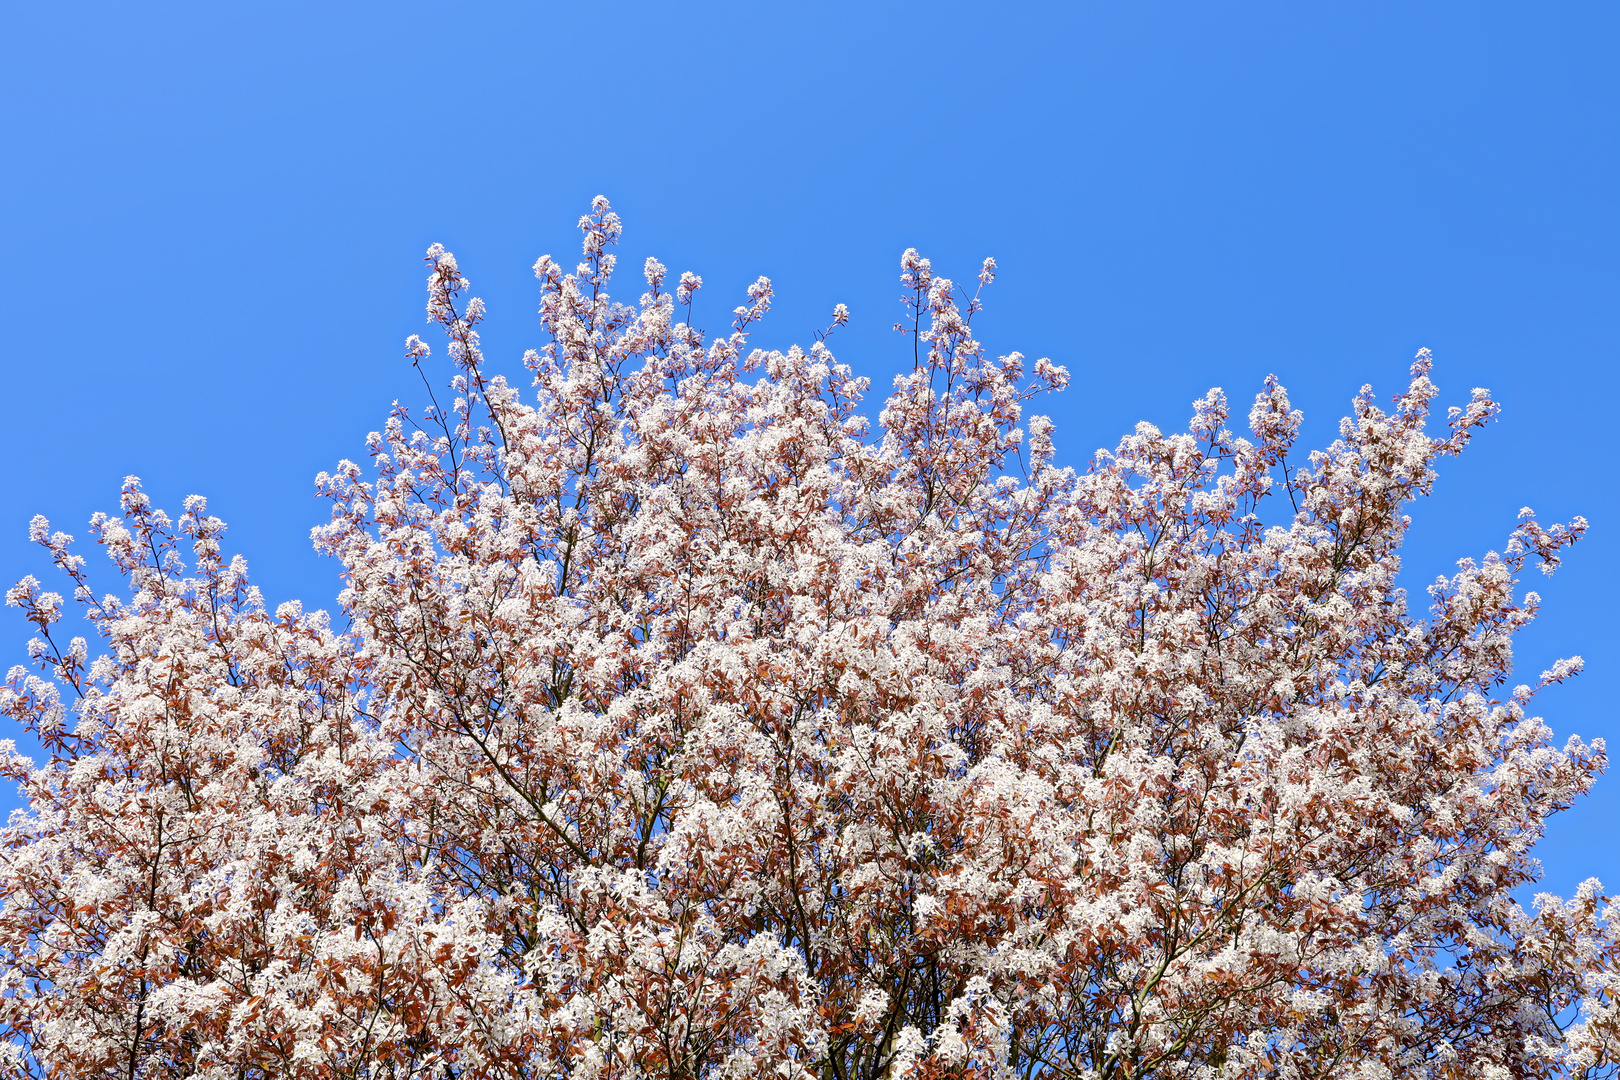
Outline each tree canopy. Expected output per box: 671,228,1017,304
3,199,1615,1079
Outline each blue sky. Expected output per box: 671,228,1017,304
3,2,1616,894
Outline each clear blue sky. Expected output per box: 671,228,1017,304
3,2,1616,894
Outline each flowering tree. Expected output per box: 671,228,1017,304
3,198,1617,1079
